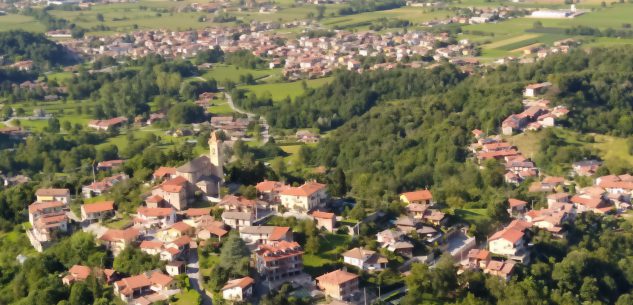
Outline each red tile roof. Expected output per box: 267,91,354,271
100,228,140,243
222,276,254,291
508,198,527,208
312,210,335,219
160,176,188,193
400,189,433,202
36,188,70,197
280,181,326,197
153,167,177,178
316,269,359,285
137,207,175,217
82,201,115,214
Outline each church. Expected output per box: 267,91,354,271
149,132,224,210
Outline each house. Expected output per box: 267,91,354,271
88,117,128,131
572,160,602,176
484,260,516,281
488,220,531,263
136,207,177,229
81,201,115,222
197,223,229,240
156,221,195,242
221,276,254,301
97,160,125,171
151,176,191,211
342,247,388,271
570,195,613,214
400,189,433,205
113,270,176,302
312,210,336,232
35,188,70,204
279,181,328,211
166,261,186,277
153,167,177,181
99,228,141,256
507,198,527,216
82,173,128,198
466,249,491,270
255,241,304,283
316,269,360,302
62,265,93,285
256,180,290,203
524,82,552,97
239,226,292,245
387,241,414,257
219,195,257,213
376,229,405,246
27,200,69,251
222,211,255,230
394,215,419,233
139,240,165,256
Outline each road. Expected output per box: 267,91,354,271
187,249,213,305
224,92,270,143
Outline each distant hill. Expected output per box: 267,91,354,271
0,30,76,69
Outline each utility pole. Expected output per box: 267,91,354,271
364,287,367,305
92,160,96,183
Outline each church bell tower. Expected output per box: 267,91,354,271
209,131,223,181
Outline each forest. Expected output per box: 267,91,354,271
0,31,75,68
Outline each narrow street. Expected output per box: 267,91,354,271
187,250,213,305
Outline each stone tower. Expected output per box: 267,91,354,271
209,131,223,180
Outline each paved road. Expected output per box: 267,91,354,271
187,250,213,305
224,92,270,143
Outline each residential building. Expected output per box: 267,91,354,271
255,241,303,283
239,226,292,245
279,181,328,211
400,189,433,205
35,188,70,204
524,82,551,97
81,201,115,222
256,180,290,203
27,200,69,251
136,207,177,229
316,269,360,302
488,220,531,263
62,265,93,285
113,270,176,302
222,211,255,230
221,276,254,301
312,210,336,232
342,247,388,271
99,228,141,256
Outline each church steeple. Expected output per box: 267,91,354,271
209,131,223,180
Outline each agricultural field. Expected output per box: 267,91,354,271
239,76,334,101
322,7,454,29
0,14,45,32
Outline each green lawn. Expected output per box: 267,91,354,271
0,14,45,32
454,208,490,226
201,65,281,83
239,76,333,101
322,7,453,29
172,289,202,305
104,215,133,229
207,99,234,116
303,233,350,276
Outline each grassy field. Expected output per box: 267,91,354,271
322,7,453,29
0,14,46,32
172,289,202,305
239,76,334,101
454,208,489,226
200,65,282,83
303,233,350,276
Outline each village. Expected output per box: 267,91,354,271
21,80,633,305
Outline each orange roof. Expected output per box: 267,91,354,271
170,221,193,233
280,181,326,197
312,210,335,219
36,188,69,197
256,180,290,192
68,265,91,281
153,167,177,178
571,195,603,209
139,240,164,249
82,201,115,214
185,208,211,217
170,236,192,247
269,226,290,241
28,201,65,214
316,269,359,285
100,228,140,243
542,176,565,184
401,189,433,202
508,198,527,208
468,249,491,260
204,225,228,237
222,276,254,291
137,207,175,217
160,176,188,193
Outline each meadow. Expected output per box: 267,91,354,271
0,14,46,32
200,65,282,83
239,76,334,101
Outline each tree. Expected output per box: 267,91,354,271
270,157,286,179
329,168,347,197
167,102,206,125
218,231,250,277
96,13,104,22
305,233,320,254
348,201,366,221
46,117,60,133
69,282,93,305
487,199,510,223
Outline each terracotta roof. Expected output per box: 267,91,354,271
316,269,359,285
542,176,565,184
256,180,290,192
140,240,164,249
169,236,192,247
571,195,603,209
68,265,91,281
280,181,326,197
269,226,290,241
153,167,177,178
100,228,140,243
170,221,193,233
36,188,69,197
82,201,115,214
137,207,175,217
204,225,228,237
160,176,188,193
256,241,303,262
221,276,254,291
508,198,527,208
468,249,491,260
220,195,256,208
28,201,65,214
185,208,211,217
312,210,335,219
145,195,164,203
401,189,433,202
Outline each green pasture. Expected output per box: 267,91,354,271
239,76,333,101
200,65,281,83
0,14,45,32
